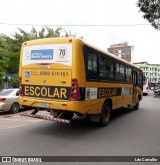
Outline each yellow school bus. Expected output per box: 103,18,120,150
19,37,143,126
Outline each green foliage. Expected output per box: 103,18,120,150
0,70,5,85
0,35,9,85
7,52,20,72
137,0,160,30
8,74,19,88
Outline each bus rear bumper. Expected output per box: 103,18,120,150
19,96,86,114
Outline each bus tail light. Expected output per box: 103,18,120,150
146,86,149,90
19,77,23,96
70,79,80,101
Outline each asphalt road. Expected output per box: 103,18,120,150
0,91,160,165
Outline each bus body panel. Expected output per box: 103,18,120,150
19,38,86,114
19,38,143,116
84,81,134,111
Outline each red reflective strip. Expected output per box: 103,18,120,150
20,113,71,124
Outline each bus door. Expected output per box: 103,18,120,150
132,71,137,105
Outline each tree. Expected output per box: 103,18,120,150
0,34,9,85
1,27,65,73
7,52,20,72
137,0,160,30
8,74,19,88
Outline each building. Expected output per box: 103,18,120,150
134,61,160,87
107,42,133,62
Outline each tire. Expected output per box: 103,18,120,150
134,98,139,110
99,102,111,126
10,103,20,114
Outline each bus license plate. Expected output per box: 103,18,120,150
38,103,49,108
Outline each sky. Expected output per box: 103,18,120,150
0,0,160,64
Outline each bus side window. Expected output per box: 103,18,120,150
126,67,132,83
87,51,98,80
120,64,125,82
106,59,114,80
133,71,137,85
115,62,120,81
138,72,143,89
99,56,107,80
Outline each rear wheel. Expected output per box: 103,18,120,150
10,103,20,114
99,102,111,126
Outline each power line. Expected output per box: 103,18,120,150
0,22,150,27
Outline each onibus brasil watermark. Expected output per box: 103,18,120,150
1,157,42,163
1,156,159,163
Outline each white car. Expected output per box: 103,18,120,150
0,88,20,114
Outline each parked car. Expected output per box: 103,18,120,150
0,88,20,114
